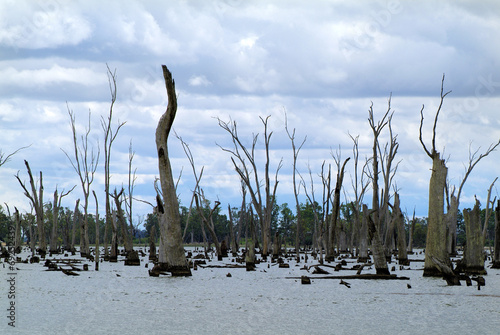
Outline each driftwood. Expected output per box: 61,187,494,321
287,274,410,280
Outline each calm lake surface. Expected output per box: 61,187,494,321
1,248,500,335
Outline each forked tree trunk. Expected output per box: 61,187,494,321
326,158,350,261
155,65,191,276
365,204,389,275
492,200,500,269
461,200,487,275
423,155,451,276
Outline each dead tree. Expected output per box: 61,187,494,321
155,65,191,276
419,75,452,277
366,97,394,274
460,199,487,274
92,190,100,271
194,193,223,259
49,187,74,254
285,112,306,262
111,188,133,254
407,209,417,254
13,207,22,253
15,160,46,257
326,153,350,261
492,200,500,268
390,192,408,265
101,64,126,260
302,162,330,263
63,107,99,258
124,140,137,249
348,134,370,261
70,199,80,253
218,116,283,258
446,142,500,256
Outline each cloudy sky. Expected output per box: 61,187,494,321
1,0,500,225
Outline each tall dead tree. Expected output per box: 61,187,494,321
285,112,306,262
101,64,125,260
366,97,395,274
155,65,191,276
15,160,46,257
218,116,283,258
63,107,99,258
419,75,452,277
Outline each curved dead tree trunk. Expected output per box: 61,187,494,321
419,75,452,277
155,65,191,276
50,187,74,254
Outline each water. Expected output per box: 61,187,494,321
2,249,500,335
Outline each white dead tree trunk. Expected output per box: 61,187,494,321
155,65,191,276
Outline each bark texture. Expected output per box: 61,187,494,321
423,156,450,276
156,65,191,276
461,200,487,275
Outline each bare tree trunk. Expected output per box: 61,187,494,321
393,193,408,265
365,204,389,274
155,65,190,276
461,199,486,274
15,160,45,257
50,187,74,254
228,204,238,256
492,200,500,269
357,211,369,262
71,200,79,254
110,210,118,262
92,190,100,271
14,208,22,254
195,194,222,259
423,155,450,276
326,158,350,261
445,195,459,257
407,209,416,254
419,76,452,277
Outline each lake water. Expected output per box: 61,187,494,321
1,248,500,335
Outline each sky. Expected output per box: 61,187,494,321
1,0,500,227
